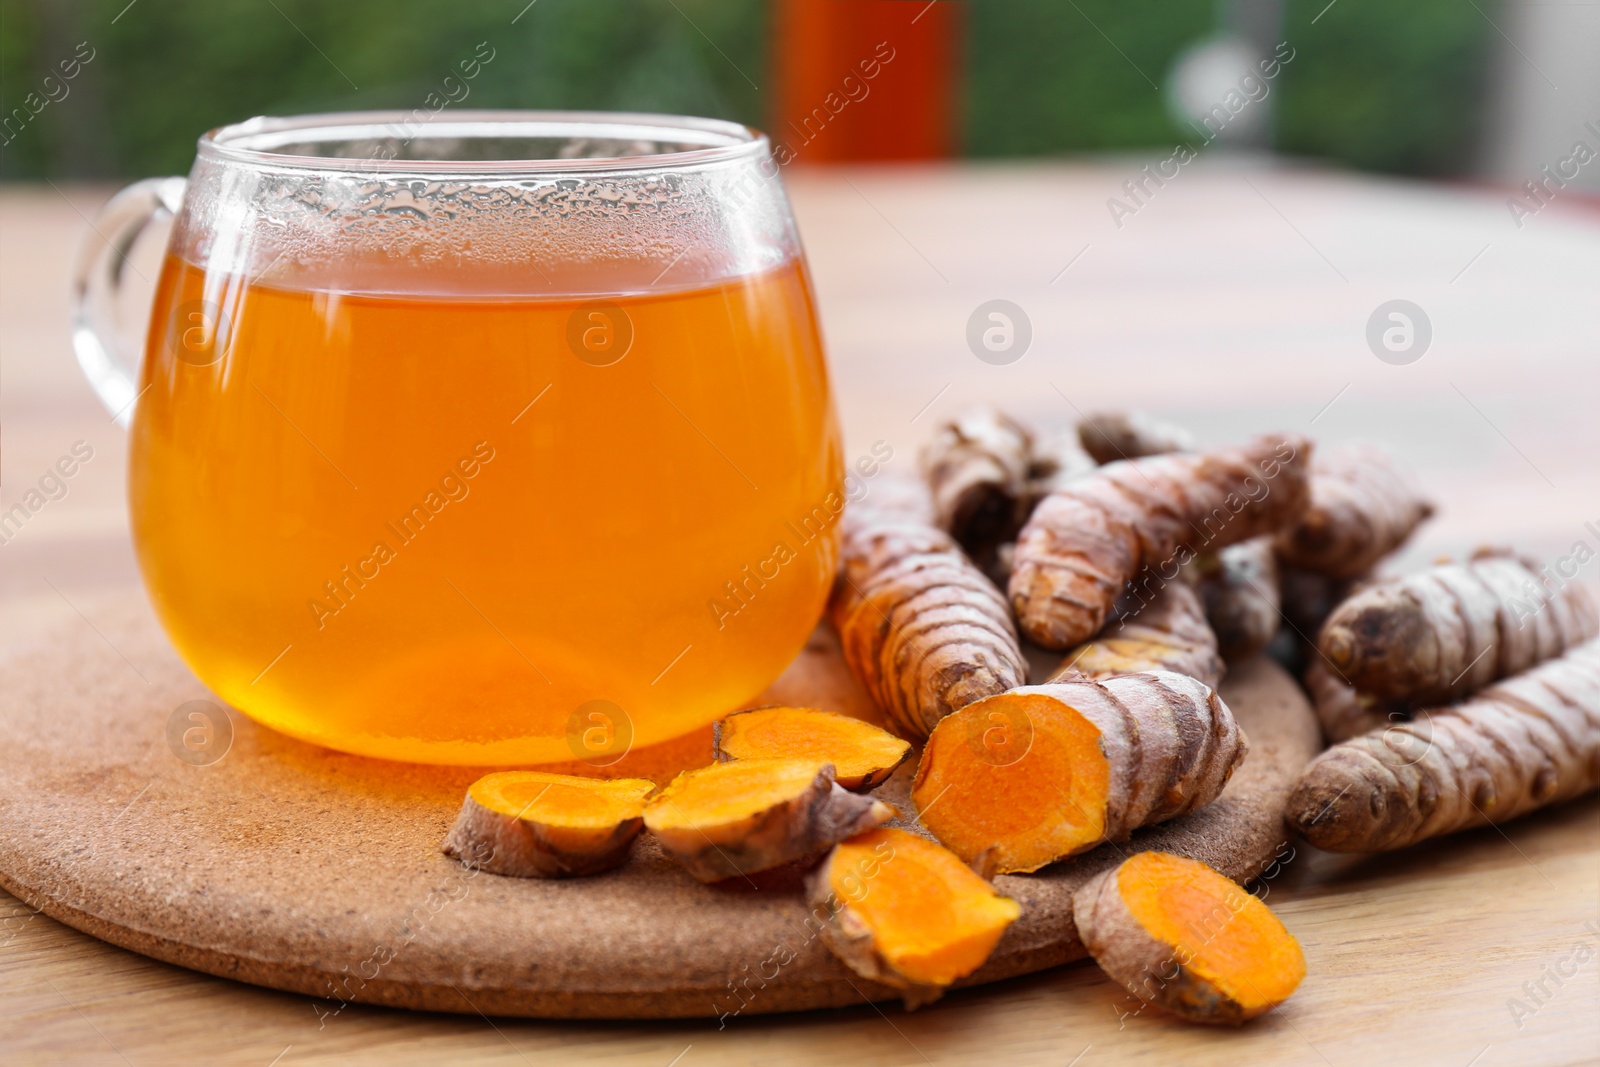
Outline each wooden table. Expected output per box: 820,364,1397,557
3,163,1598,1065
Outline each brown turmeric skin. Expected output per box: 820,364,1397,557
920,406,1034,565
1051,580,1224,690
1288,639,1600,852
1022,426,1097,510
1318,551,1599,703
1009,434,1312,649
1077,410,1193,465
1276,442,1433,579
1189,537,1280,661
831,512,1027,740
1302,658,1409,744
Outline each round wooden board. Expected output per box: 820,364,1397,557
0,592,1321,1019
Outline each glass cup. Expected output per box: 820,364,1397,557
71,111,842,765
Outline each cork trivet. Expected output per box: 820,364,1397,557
0,593,1320,1019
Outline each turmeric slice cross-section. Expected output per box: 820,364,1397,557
1073,851,1305,1025
809,828,1021,1008
714,707,912,791
442,770,656,878
912,673,1245,873
644,759,895,883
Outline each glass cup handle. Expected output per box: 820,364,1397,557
70,176,187,428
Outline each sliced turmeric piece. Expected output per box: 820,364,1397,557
808,827,1021,1008
1288,638,1600,852
441,771,655,878
1051,580,1223,689
714,707,911,792
1318,549,1599,703
1275,442,1433,580
830,513,1026,740
1010,434,1311,649
912,673,1246,873
1074,851,1305,1025
852,468,937,527
643,759,895,882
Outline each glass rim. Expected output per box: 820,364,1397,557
198,109,771,175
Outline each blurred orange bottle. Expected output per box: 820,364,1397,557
770,0,962,163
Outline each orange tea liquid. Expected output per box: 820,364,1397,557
130,254,841,764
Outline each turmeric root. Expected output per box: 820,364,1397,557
1010,434,1311,649
714,706,911,792
1275,442,1433,579
643,759,894,882
442,771,655,878
948,423,1095,586
831,513,1026,740
912,672,1246,873
1051,580,1223,691
1189,538,1281,661
1318,550,1600,703
808,827,1021,1008
1074,851,1305,1025
1077,410,1193,465
920,406,1033,564
1287,639,1600,852
1302,658,1409,743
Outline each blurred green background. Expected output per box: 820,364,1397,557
0,0,1493,180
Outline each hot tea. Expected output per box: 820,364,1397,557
131,252,840,763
